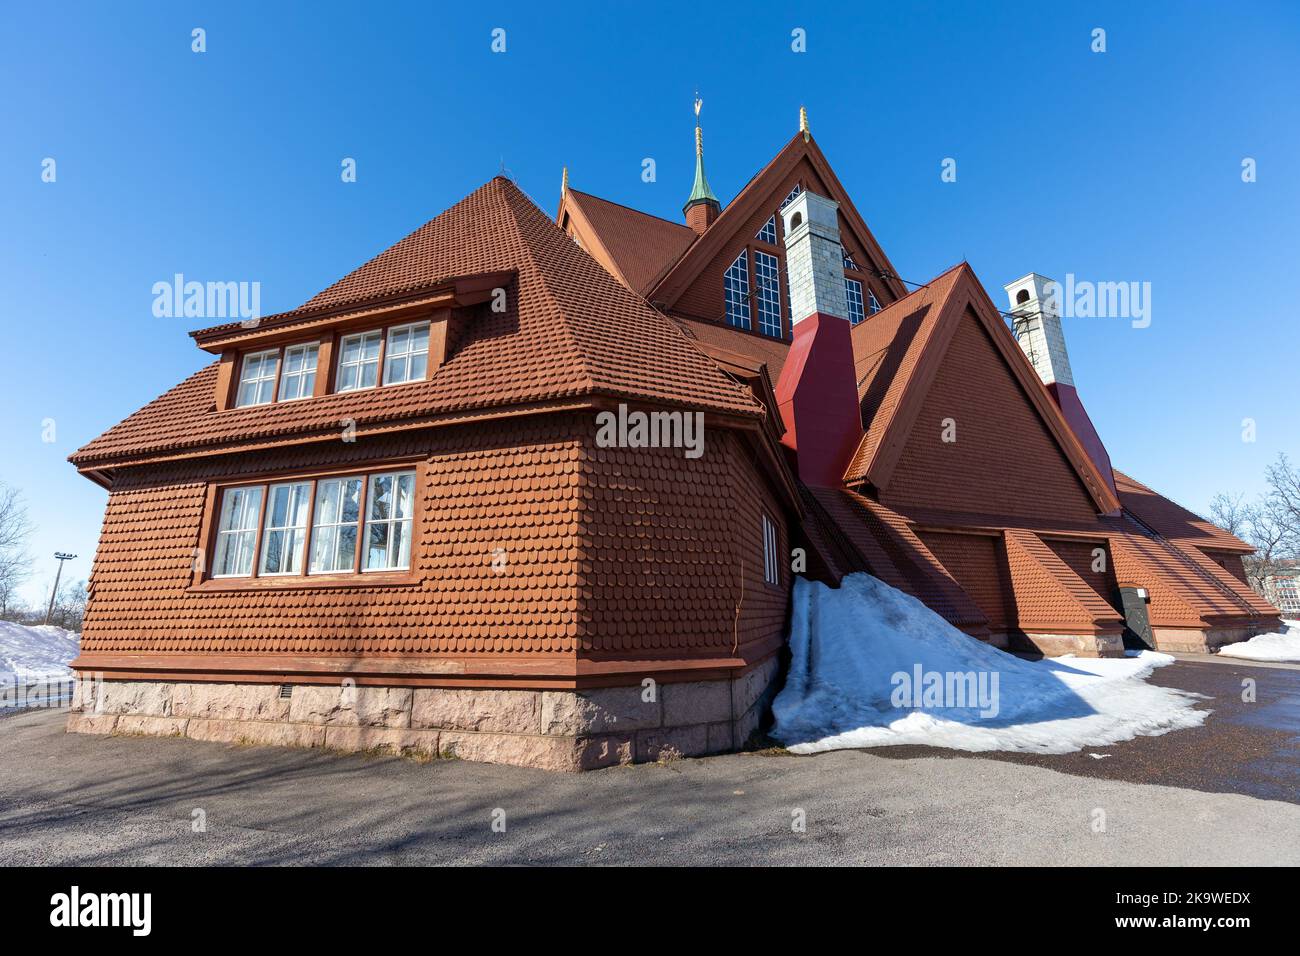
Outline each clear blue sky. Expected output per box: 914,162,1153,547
2,1,1298,606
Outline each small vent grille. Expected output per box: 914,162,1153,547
278,684,293,700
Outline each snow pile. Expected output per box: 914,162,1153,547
772,573,1208,755
0,620,80,682
1217,621,1300,663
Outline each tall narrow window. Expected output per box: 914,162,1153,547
236,349,280,407
336,331,382,392
259,481,312,575
754,250,783,337
363,470,416,571
762,513,779,586
383,322,430,386
213,486,264,577
724,250,752,330
755,215,778,245
845,277,865,326
309,476,363,573
276,343,318,401
868,289,882,315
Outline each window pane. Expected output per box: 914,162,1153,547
724,251,751,330
394,473,415,519
367,521,390,570
389,327,410,355
336,524,357,570
754,250,782,337
341,479,361,522
385,354,406,384
214,486,262,577
395,520,411,569
372,476,393,521
360,359,378,389
309,477,363,573
408,353,427,381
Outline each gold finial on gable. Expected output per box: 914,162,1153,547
799,105,810,142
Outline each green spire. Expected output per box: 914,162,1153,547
684,98,720,213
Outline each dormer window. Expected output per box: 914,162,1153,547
337,330,382,392
235,349,280,407
383,322,430,386
277,343,319,401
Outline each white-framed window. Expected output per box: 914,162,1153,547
754,250,783,337
724,250,752,330
236,349,280,407
868,289,882,315
845,277,865,326
363,470,416,571
383,322,430,387
843,250,861,271
762,513,779,586
309,476,364,573
277,343,318,402
780,183,803,210
755,215,778,245
336,330,382,392
258,481,312,575
213,486,264,577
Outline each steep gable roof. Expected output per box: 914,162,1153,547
73,178,760,469
843,262,1121,515
557,188,697,296
648,132,909,310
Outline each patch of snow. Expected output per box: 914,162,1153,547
1217,621,1300,663
0,620,80,682
771,573,1208,755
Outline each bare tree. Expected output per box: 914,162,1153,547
0,483,33,618
1212,455,1300,598
47,578,88,632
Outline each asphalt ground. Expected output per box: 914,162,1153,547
1,657,1297,865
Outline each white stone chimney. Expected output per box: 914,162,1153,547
1003,273,1073,388
781,190,848,323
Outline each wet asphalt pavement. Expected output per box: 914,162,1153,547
873,656,1300,805
1,657,1297,865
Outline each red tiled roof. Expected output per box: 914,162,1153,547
561,189,697,296
842,262,1121,515
1003,529,1124,632
73,178,760,467
671,315,792,382
847,263,966,483
1114,470,1254,553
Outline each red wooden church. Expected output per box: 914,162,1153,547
67,109,1279,769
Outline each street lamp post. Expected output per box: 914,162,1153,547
44,552,77,627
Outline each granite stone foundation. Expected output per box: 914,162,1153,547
1154,623,1281,654
1007,631,1125,658
66,655,782,772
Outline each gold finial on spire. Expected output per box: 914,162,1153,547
694,95,704,157
799,105,810,142
560,165,568,198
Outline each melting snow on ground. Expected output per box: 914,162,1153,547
0,621,80,682
771,573,1209,755
1217,621,1300,663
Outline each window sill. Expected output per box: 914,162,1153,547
188,571,421,593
